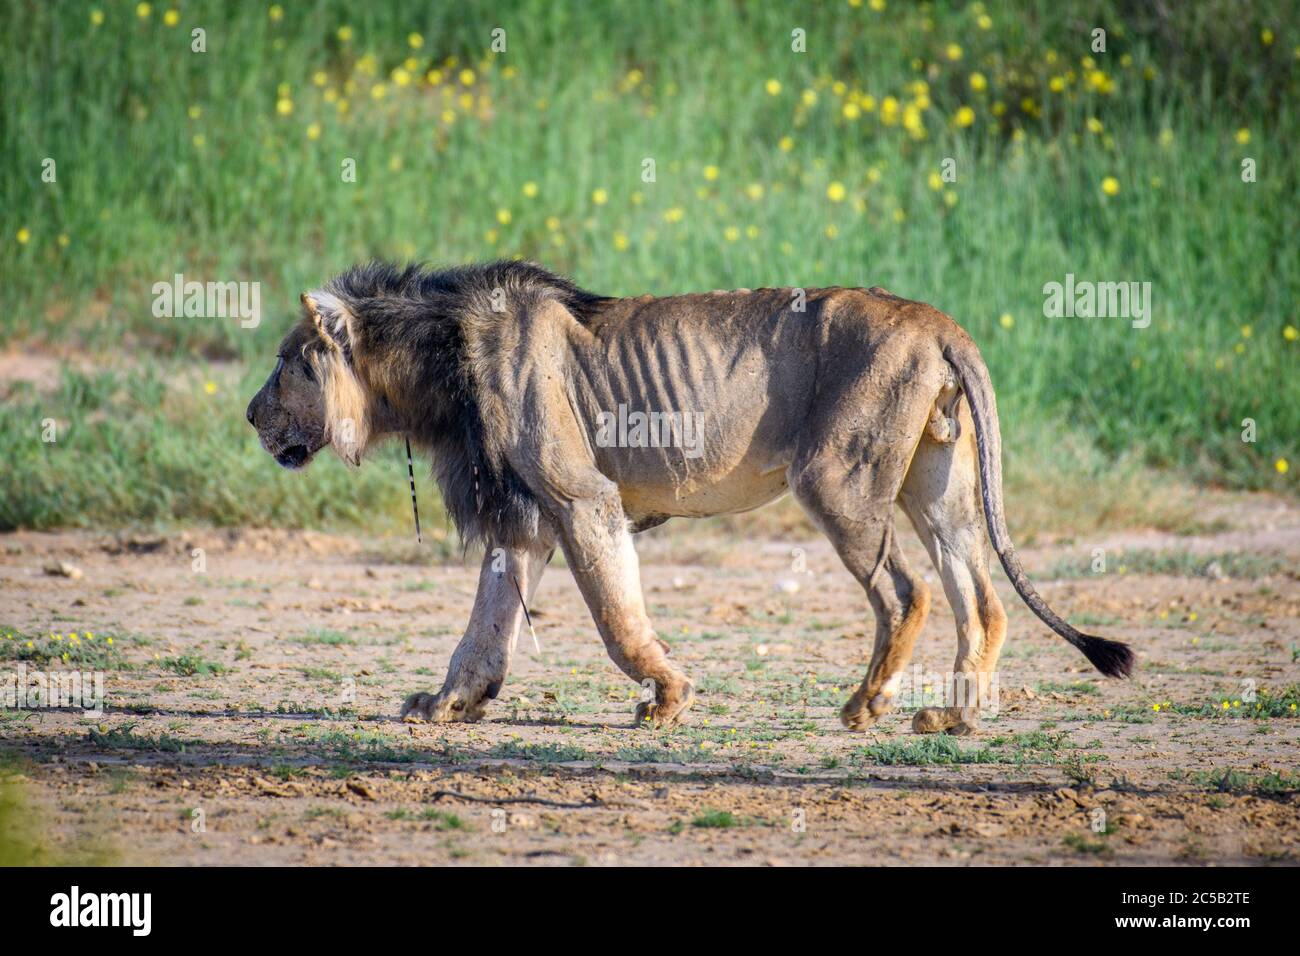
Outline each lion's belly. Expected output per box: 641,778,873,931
616,460,791,521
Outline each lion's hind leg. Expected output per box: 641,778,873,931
899,399,1007,736
788,364,938,731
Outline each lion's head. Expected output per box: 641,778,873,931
246,292,371,469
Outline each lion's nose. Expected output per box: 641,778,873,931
245,400,257,427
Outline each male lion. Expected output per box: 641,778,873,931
247,261,1133,735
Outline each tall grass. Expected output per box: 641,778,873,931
1,0,1295,530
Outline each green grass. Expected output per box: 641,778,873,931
87,725,193,753
1,1,1295,530
0,626,132,670
159,654,228,677
1046,549,1295,580
1186,768,1300,794
690,809,742,829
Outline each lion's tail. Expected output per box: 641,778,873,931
941,337,1135,678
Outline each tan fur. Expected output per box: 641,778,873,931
306,347,372,465
249,275,1127,734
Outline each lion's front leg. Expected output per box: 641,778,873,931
401,541,551,723
555,483,694,729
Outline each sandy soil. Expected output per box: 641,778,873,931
1,494,1296,866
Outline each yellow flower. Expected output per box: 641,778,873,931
663,207,684,223
204,381,217,395
1159,127,1174,146
188,104,202,119
746,182,764,200
192,133,205,147
306,122,321,140
16,227,30,244
613,231,629,251
724,226,740,242
825,224,838,239
1277,458,1290,474
495,208,512,225
90,9,104,26
269,5,283,21
1101,176,1120,196
337,25,353,42
927,171,943,191
545,216,561,232
870,0,885,9
842,102,861,120
276,97,293,114
522,181,539,198
1240,324,1252,338
969,72,987,92
977,14,992,30
1087,117,1103,134
1235,128,1250,145
58,233,69,247
136,2,151,18
459,69,476,86
163,9,179,26
392,67,411,87
801,89,817,107
370,84,386,100
999,313,1014,329
1283,325,1298,341
591,188,609,205
943,190,958,207
892,208,905,223
703,165,719,181
765,79,782,96
826,181,846,202
1261,28,1274,46
408,32,424,49
945,43,963,61
953,105,975,127
778,135,794,152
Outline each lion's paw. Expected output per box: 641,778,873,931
911,706,979,736
400,690,486,724
634,680,695,730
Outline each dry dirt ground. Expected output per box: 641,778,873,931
1,493,1297,866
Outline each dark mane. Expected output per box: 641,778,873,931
321,260,607,549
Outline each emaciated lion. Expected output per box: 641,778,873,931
246,261,1133,735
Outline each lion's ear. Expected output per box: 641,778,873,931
301,290,353,354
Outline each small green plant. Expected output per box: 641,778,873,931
691,809,739,828
159,655,227,677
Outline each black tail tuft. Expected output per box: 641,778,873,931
1077,634,1135,678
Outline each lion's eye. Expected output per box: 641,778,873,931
300,361,315,383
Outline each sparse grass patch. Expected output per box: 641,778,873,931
159,655,227,677
1046,550,1294,581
